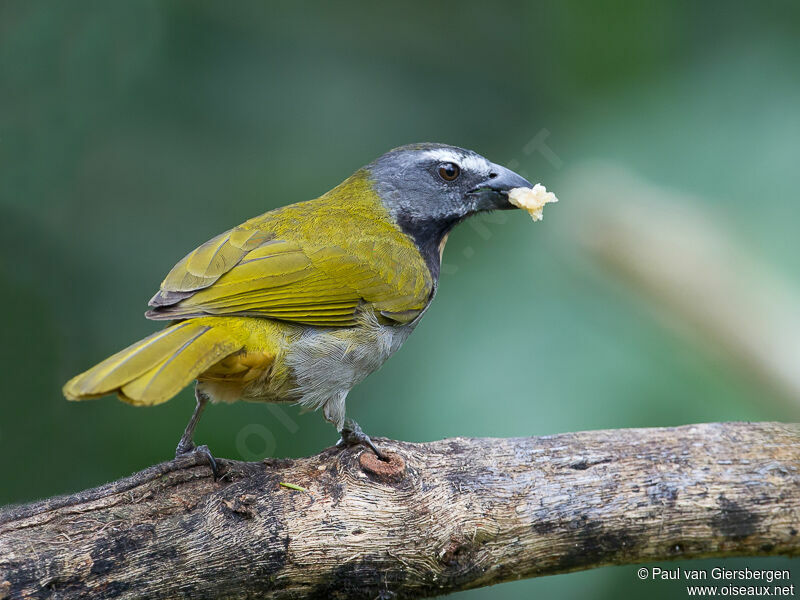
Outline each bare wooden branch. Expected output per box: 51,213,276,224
1,422,798,599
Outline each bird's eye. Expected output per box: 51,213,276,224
438,162,461,182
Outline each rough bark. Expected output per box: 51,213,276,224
1,422,798,599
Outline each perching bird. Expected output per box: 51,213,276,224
64,143,532,470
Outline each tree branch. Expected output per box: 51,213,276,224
1,422,798,599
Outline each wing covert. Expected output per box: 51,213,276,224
146,177,434,327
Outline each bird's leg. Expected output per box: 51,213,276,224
175,385,218,477
175,386,207,455
337,418,387,461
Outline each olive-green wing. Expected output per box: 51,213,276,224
146,208,433,327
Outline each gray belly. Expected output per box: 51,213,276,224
284,312,416,428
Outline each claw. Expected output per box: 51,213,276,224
338,419,387,461
194,444,219,478
176,441,219,478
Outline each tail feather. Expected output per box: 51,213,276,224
63,322,243,406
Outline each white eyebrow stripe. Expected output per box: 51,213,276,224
421,149,489,173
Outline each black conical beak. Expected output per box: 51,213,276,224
468,164,533,210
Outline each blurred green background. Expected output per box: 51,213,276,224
1,1,798,598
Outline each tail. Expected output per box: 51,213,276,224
63,321,243,406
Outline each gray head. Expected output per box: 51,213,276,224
366,143,532,278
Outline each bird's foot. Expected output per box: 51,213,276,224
175,441,219,478
337,419,387,461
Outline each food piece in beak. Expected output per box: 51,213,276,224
508,184,559,221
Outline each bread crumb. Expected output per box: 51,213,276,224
508,184,558,221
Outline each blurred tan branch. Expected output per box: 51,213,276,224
563,163,800,409
1,422,798,599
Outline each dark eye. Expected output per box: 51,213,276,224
438,162,461,182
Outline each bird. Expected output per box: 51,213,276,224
63,143,532,472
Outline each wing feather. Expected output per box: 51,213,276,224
146,173,433,326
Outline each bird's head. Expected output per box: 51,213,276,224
365,143,532,275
